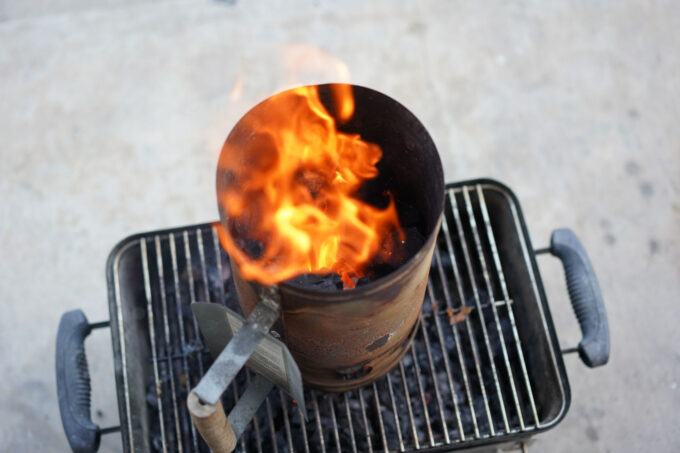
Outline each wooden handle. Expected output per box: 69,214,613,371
187,391,237,453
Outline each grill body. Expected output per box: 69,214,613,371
107,180,570,453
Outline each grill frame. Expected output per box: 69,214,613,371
106,179,571,452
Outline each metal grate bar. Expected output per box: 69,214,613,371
169,234,200,452
279,390,295,453
419,312,451,444
299,398,311,453
140,240,168,453
328,395,341,453
385,372,404,451
154,236,185,452
410,344,434,447
265,398,278,453
244,370,262,453
196,229,210,303
237,353,253,453
476,185,541,429
182,231,217,452
112,241,133,452
399,362,419,449
372,382,389,453
211,228,229,305
440,203,495,436
424,299,514,316
462,187,525,430
182,231,204,379
311,390,327,453
343,392,358,453
428,261,471,440
358,388,374,453
448,188,510,433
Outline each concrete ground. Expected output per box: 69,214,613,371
1,0,678,451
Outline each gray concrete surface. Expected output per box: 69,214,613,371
1,0,678,451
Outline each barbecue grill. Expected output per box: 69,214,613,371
56,179,609,453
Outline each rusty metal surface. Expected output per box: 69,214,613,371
232,214,442,391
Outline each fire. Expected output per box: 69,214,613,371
230,75,243,101
217,85,404,289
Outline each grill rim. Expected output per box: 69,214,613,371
106,178,571,453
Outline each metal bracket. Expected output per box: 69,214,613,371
192,292,281,405
189,288,306,443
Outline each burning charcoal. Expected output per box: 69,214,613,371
288,272,343,291
356,275,372,287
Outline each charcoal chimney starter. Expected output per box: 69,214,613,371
216,84,444,391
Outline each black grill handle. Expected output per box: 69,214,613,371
56,310,110,453
549,228,610,367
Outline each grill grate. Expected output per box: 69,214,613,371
115,183,548,452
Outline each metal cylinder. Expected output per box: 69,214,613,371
217,84,444,391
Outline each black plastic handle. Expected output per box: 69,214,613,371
56,310,103,453
549,229,610,367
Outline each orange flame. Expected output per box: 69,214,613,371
217,85,404,289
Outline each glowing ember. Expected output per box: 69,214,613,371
217,85,404,289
